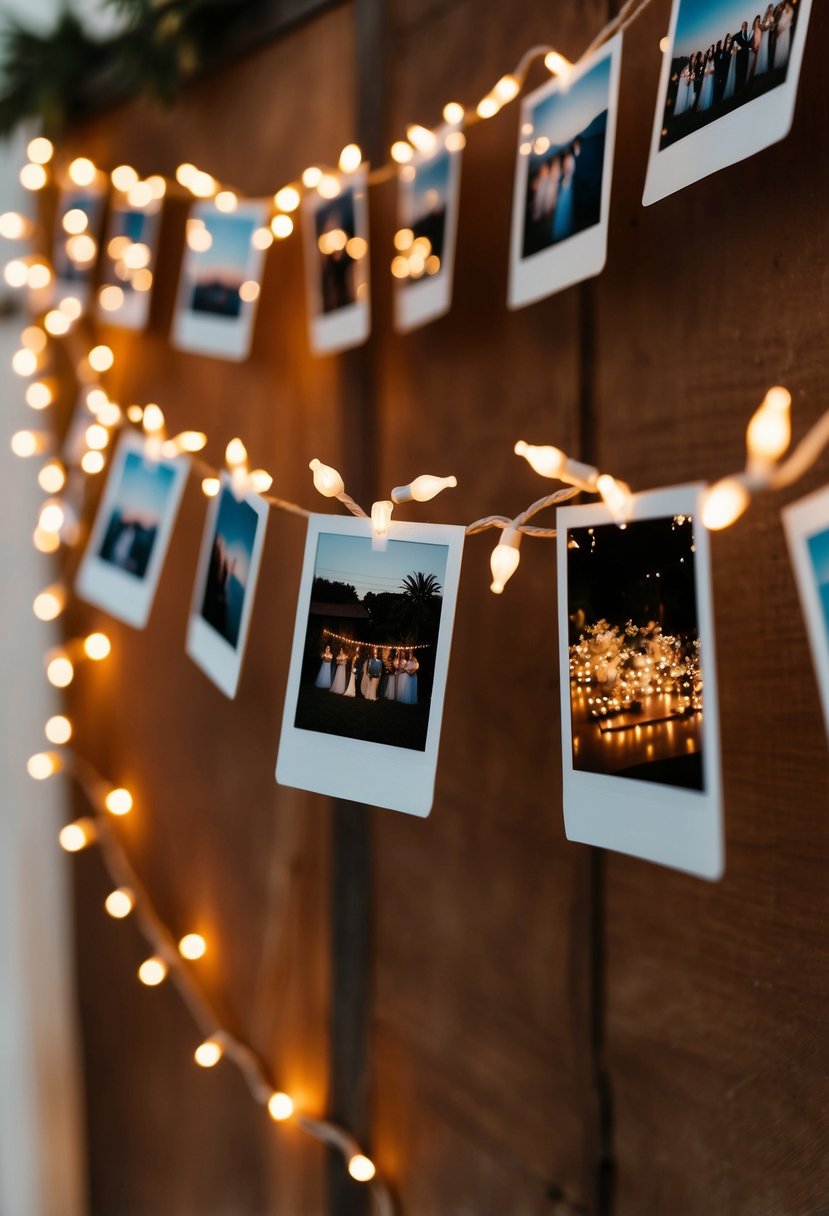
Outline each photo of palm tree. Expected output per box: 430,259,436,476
293,532,449,750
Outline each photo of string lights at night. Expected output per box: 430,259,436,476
567,513,705,790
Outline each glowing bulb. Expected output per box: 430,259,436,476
489,525,522,595
38,462,66,494
84,424,109,451
38,501,65,534
251,226,273,250
11,429,43,457
145,174,166,200
249,469,273,493
105,787,133,816
202,477,220,497
27,750,62,780
0,211,28,239
701,477,750,530
132,268,153,291
88,345,114,372
99,285,124,311
476,95,500,119
194,1038,224,1068
111,164,138,191
12,348,38,376
33,527,59,553
126,404,144,423
391,140,414,164
270,214,293,239
267,1092,294,1121
122,242,151,270
81,451,105,475
746,386,792,464
371,499,393,538
215,190,237,213
302,166,322,188
62,208,89,234
34,585,66,621
4,259,28,287
391,474,458,504
142,403,165,434
68,157,96,186
316,175,339,201
176,163,196,187
189,170,217,198
45,714,72,745
347,1155,376,1183
66,234,96,264
20,163,47,190
338,143,362,173
239,279,260,302
46,655,73,687
28,261,52,288
179,933,206,960
138,957,167,986
59,820,95,852
27,381,53,410
27,136,53,164
171,430,207,453
406,124,436,152
309,458,344,498
59,296,82,319
84,632,111,660
105,887,134,918
274,186,300,212
493,74,520,103
596,474,633,523
44,309,70,336
21,326,47,352
126,181,153,208
443,101,465,125
186,221,213,252
514,440,566,479
544,50,573,76
225,437,247,468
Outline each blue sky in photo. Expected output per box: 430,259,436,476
413,150,451,207
111,206,152,242
530,53,611,151
212,487,259,586
314,532,449,599
673,0,761,57
111,451,176,526
194,210,257,273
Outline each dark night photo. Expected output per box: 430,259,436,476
659,0,800,150
103,205,157,296
521,53,611,260
200,486,259,649
315,189,366,313
567,514,704,790
294,532,448,751
187,211,257,318
98,451,177,580
53,189,102,283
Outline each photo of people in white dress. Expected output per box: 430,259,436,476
294,532,449,751
660,0,801,148
97,450,179,580
520,51,613,260
566,513,705,790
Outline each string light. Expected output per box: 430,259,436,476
38,461,66,493
27,750,62,780
20,163,47,190
544,50,574,75
4,259,29,287
127,181,153,208
33,584,66,621
270,214,293,239
28,262,53,289
391,474,458,504
202,477,220,497
68,157,97,186
88,344,115,373
81,451,106,474
137,956,168,986
322,627,431,651
746,385,792,466
104,788,133,816
301,166,322,188
84,632,112,660
338,143,362,174
348,1155,376,1183
11,429,46,457
194,1038,224,1068
26,381,54,409
111,164,138,191
0,211,30,239
701,478,751,531
38,500,65,534
214,190,237,213
309,458,345,498
406,124,436,152
179,933,207,961
267,1091,294,1121
489,525,523,594
59,819,97,853
12,348,38,376
27,136,53,164
443,101,465,124
46,654,74,688
21,326,47,353
391,141,414,164
105,887,135,918
45,715,73,745
371,499,393,538
274,186,300,212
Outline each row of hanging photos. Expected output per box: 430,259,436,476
9,0,814,359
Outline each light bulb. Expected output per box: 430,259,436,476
0,211,28,239
27,750,62,780
59,820,96,852
46,655,74,688
214,190,237,213
99,285,124,311
38,462,66,494
309,458,345,498
105,788,133,816
493,74,520,103
317,174,340,199
27,137,53,164
85,424,109,451
11,429,44,457
302,166,322,188
12,348,38,376
371,499,393,538
179,933,206,960
746,386,792,464
105,887,134,918
123,242,150,270
514,439,566,479
176,163,196,187
489,525,522,595
701,477,751,530
27,381,53,410
34,585,66,621
20,163,47,190
270,214,293,239
142,403,165,434
249,469,273,493
21,326,47,353
126,181,153,209
347,1155,376,1183
202,478,220,497
544,50,573,76
194,1038,224,1068
596,475,633,523
88,345,114,373
81,451,105,475
443,101,465,125
38,500,65,534
338,143,362,174
274,186,300,212
476,95,500,119
62,208,89,234
68,157,96,186
138,957,167,986
172,430,207,454
251,226,273,250
146,174,167,200
391,474,458,504
225,437,247,468
45,715,72,745
267,1091,294,1121
391,141,414,164
406,124,436,152
84,632,111,660
27,263,52,289
111,164,138,192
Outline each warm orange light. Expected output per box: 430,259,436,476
138,957,168,986
347,1155,376,1183
105,887,134,918
194,1039,224,1068
267,1092,294,1121
84,632,111,660
105,788,133,816
27,750,62,780
45,715,72,745
59,820,96,852
179,933,206,960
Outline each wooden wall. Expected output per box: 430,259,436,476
60,1,829,1214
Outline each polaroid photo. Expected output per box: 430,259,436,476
302,168,371,355
172,199,269,361
508,34,622,310
643,0,813,205
97,193,163,329
557,483,724,879
76,430,190,629
394,125,463,333
783,484,829,741
48,178,107,309
276,514,464,816
186,474,269,699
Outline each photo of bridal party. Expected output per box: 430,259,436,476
660,0,801,148
293,531,449,750
520,51,613,259
566,514,705,790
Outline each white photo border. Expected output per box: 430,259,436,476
75,430,190,630
302,167,371,355
508,34,622,310
276,514,465,817
186,473,269,700
642,0,814,205
783,483,829,741
556,483,724,880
